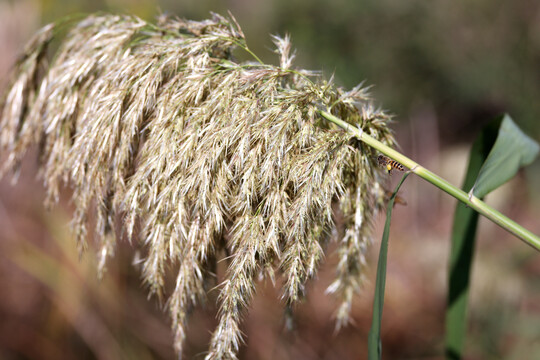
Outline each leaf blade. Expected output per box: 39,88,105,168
368,172,410,360
445,118,500,359
471,114,540,198
446,114,540,359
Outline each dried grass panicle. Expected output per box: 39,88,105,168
0,12,395,359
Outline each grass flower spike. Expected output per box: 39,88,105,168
0,13,395,359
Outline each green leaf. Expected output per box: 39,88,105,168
368,172,410,360
446,115,539,359
471,114,540,198
445,118,500,360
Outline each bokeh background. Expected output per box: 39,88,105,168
1,1,539,359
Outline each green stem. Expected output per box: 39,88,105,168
319,110,540,251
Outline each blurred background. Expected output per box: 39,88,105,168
1,0,539,359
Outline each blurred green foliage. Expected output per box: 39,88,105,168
31,0,540,143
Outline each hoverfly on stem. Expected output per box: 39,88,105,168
377,154,408,207
377,154,406,175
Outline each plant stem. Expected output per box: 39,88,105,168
319,110,540,251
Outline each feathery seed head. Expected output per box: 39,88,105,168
0,13,394,358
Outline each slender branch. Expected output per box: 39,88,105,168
319,110,540,251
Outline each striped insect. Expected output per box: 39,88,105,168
377,154,405,174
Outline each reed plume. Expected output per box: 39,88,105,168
0,12,395,359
